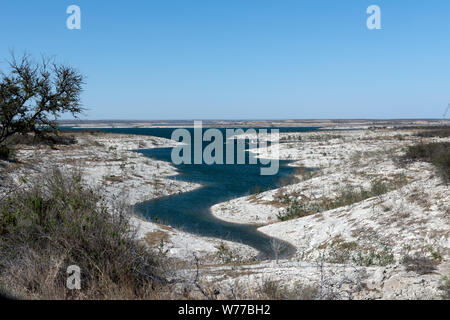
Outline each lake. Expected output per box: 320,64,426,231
64,126,320,259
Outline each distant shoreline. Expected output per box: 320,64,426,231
59,119,449,129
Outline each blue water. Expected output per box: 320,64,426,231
63,126,321,259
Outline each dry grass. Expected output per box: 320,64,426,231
275,178,402,221
0,169,169,300
145,230,171,246
401,255,438,275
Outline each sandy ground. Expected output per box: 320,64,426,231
1,126,449,299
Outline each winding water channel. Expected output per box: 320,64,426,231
68,127,320,259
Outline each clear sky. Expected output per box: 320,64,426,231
1,0,449,120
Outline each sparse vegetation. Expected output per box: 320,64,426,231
216,242,243,265
277,179,397,221
400,245,442,275
324,236,395,267
438,276,450,300
7,132,77,146
0,169,166,299
415,127,450,138
401,254,437,275
0,145,14,160
350,243,395,267
402,142,449,183
257,279,318,300
293,167,315,181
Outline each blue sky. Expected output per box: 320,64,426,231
1,0,449,120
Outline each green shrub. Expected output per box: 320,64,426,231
401,254,437,275
0,169,165,299
277,200,323,221
216,242,242,265
277,180,393,221
350,244,395,267
0,145,14,160
402,142,450,183
369,180,389,196
325,238,395,267
326,241,358,264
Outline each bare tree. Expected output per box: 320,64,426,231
0,53,84,145
270,238,287,264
